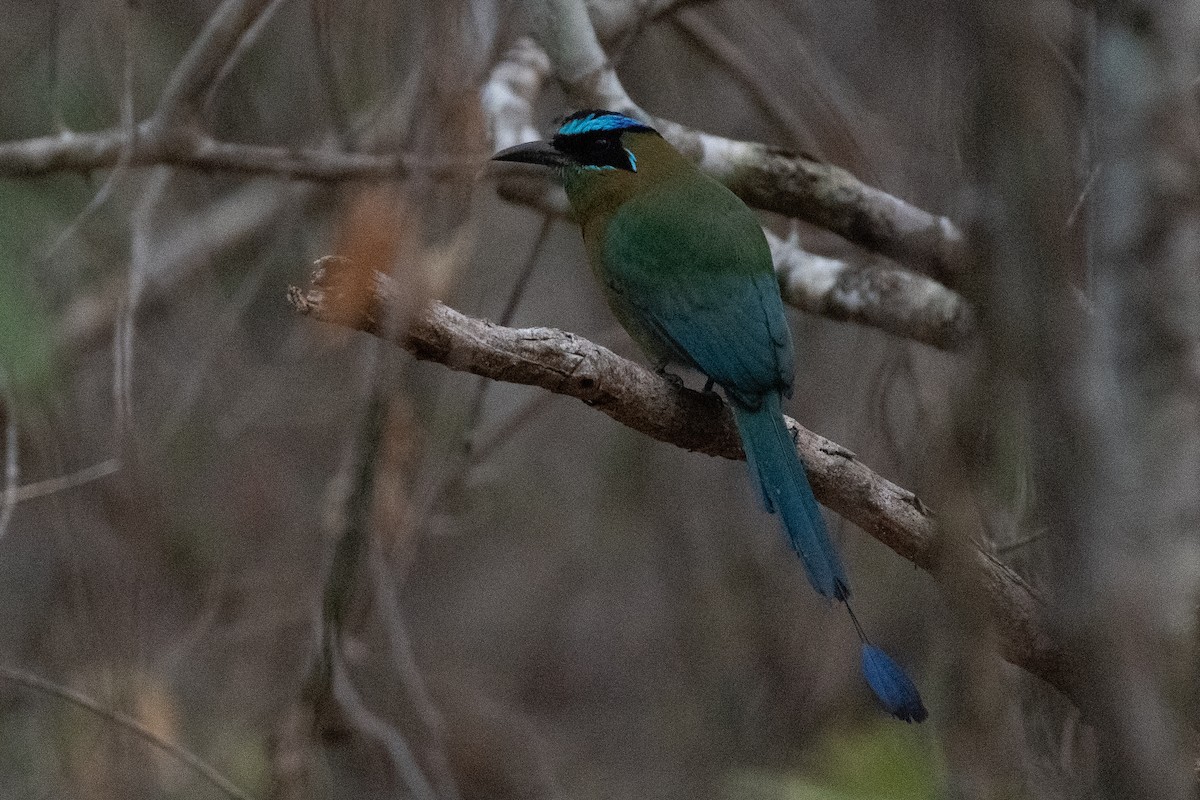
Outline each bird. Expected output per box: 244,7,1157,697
492,109,926,723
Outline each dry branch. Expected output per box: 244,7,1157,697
288,257,1077,701
0,126,436,181
767,229,975,350
520,0,967,286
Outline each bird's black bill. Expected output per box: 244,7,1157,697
491,140,572,169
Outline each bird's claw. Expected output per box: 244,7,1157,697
654,361,685,389
659,371,684,390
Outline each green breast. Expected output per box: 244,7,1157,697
583,169,791,392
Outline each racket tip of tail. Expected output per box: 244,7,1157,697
861,644,928,723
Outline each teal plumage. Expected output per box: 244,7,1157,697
583,149,849,600
493,110,925,722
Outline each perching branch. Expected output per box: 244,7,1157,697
519,0,968,287
288,257,1077,702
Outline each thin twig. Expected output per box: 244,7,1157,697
498,215,554,327
202,0,292,118
40,0,139,263
309,0,351,142
151,0,277,131
4,458,121,505
0,664,252,800
0,393,18,542
996,527,1052,555
671,7,809,147
468,391,556,467
370,550,463,800
328,651,439,800
442,214,556,503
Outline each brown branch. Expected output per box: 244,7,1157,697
288,256,1078,701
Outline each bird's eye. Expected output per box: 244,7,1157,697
594,136,612,148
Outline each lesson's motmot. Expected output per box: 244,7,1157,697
493,110,926,723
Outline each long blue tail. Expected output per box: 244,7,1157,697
730,392,847,600
730,392,928,723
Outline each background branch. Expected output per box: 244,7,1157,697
0,0,965,290
766,228,975,350
288,257,1077,704
0,126,440,181
150,0,276,131
519,0,967,286
0,665,251,800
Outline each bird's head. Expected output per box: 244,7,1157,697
492,110,680,217
491,109,659,176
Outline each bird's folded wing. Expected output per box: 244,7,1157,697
602,200,795,405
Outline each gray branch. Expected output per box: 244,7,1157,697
520,0,967,286
287,256,1077,702
767,229,975,350
0,0,450,183
0,125,430,181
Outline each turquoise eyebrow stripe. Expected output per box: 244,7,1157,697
557,113,644,136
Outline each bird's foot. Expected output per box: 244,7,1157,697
702,377,717,396
654,361,685,390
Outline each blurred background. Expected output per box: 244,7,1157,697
0,1,1196,798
